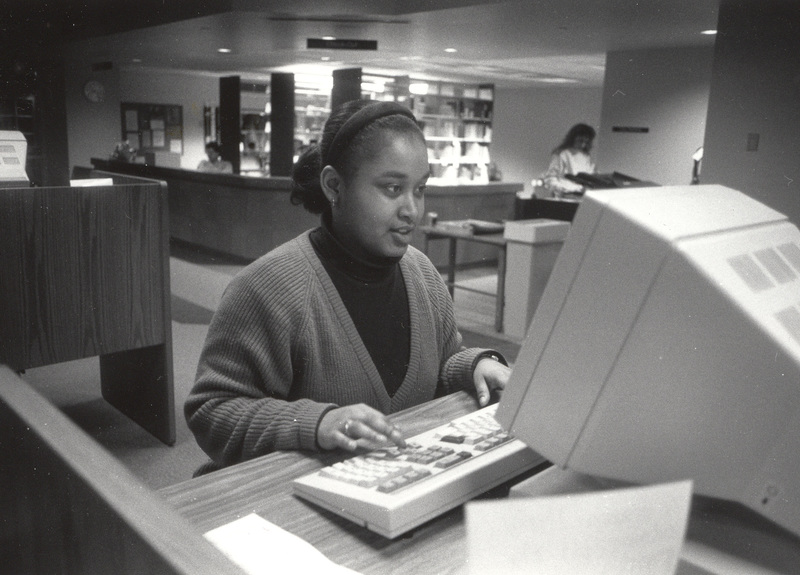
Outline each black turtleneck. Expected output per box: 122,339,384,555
309,219,411,397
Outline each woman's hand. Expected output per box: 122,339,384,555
318,404,407,452
473,358,511,407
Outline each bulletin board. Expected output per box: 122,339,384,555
120,102,183,154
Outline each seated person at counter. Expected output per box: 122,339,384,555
542,123,596,198
185,100,510,473
197,141,233,173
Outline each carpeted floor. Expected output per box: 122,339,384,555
21,247,522,490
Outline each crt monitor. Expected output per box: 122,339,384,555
496,184,800,537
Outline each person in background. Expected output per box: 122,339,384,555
542,123,596,198
185,100,510,474
197,141,233,173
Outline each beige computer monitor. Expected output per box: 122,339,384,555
497,185,800,537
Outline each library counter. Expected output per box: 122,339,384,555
91,159,319,260
159,391,546,575
91,159,521,266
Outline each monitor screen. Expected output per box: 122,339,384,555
497,184,800,536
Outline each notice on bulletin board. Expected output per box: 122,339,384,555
120,102,183,154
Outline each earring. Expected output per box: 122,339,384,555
330,197,337,207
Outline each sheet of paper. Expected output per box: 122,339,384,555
204,513,362,575
70,178,114,187
465,479,693,575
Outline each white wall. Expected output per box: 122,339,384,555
701,0,800,225
65,54,221,170
65,58,123,171
596,46,715,187
118,68,220,169
492,85,603,196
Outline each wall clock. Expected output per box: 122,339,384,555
83,80,106,103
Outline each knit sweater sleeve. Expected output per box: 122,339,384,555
184,246,334,467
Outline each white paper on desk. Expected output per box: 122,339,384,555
204,513,362,575
465,479,693,575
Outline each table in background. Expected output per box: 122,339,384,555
159,392,547,575
419,224,507,332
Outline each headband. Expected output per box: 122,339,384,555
324,101,417,167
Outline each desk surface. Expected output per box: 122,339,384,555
160,392,546,575
419,223,507,246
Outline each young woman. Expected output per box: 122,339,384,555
185,100,510,473
542,123,596,198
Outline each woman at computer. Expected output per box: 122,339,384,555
185,100,510,473
541,123,596,198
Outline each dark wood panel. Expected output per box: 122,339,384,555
0,365,245,575
0,179,175,444
0,184,166,369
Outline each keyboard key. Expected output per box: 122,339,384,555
439,434,466,444
434,451,473,468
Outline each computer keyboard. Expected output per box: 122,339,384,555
292,404,543,538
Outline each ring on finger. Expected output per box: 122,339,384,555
343,419,353,437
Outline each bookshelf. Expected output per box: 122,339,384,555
294,91,330,151
410,82,494,184
204,73,495,184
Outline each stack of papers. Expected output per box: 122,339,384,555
205,513,361,575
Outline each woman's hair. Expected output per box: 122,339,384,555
291,100,424,214
205,141,222,153
553,123,596,154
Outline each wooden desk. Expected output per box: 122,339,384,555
159,392,548,575
419,224,507,332
411,183,520,269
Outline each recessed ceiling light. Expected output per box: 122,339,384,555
701,29,717,35
131,58,142,63
444,48,457,53
322,36,336,41
217,48,232,53
321,56,331,61
537,77,580,84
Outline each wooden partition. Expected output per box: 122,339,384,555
0,365,245,575
0,179,175,444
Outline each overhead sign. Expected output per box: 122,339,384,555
612,126,650,133
307,38,378,50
